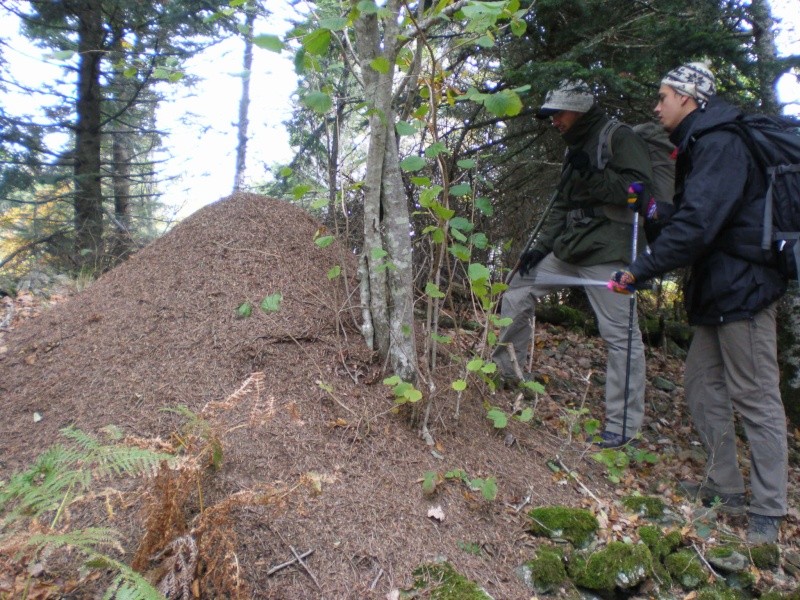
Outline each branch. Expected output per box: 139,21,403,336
0,230,70,270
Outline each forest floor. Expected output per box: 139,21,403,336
0,193,798,599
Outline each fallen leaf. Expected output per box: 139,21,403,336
427,505,445,521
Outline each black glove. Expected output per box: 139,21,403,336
518,249,545,277
567,149,591,173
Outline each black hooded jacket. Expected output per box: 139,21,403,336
629,96,787,325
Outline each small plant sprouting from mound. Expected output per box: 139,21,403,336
0,426,174,599
421,468,498,501
162,404,224,471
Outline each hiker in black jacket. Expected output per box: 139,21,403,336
611,62,788,544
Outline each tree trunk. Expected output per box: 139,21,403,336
354,1,418,382
74,0,106,271
747,0,780,114
233,9,256,192
109,130,133,262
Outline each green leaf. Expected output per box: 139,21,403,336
424,142,449,158
516,407,534,423
452,379,467,391
396,121,418,136
383,375,401,386
260,293,282,313
425,282,446,299
236,302,252,318
310,197,327,209
468,263,491,282
470,232,488,249
370,56,391,74
475,197,494,216
422,470,437,494
302,91,332,114
486,408,508,429
302,29,331,56
475,34,495,48
279,166,293,178
449,217,473,232
480,362,497,374
449,183,472,196
431,203,455,221
253,34,283,52
466,358,484,372
450,228,468,243
152,67,171,79
457,159,477,169
410,176,431,186
292,184,312,199
356,0,380,14
431,333,452,344
511,18,527,37
327,265,341,280
448,243,470,262
51,50,75,60
314,235,335,248
319,17,349,30
484,89,523,117
371,247,388,260
480,477,498,501
400,155,426,172
123,66,137,78
419,185,444,207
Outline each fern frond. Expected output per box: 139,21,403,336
92,553,167,600
27,527,123,554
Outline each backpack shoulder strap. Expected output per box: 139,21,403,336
596,120,629,170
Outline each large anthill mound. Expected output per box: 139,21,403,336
0,193,595,598
0,193,358,471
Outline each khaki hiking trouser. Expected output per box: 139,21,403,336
685,302,788,516
492,253,646,438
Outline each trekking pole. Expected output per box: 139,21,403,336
621,182,644,442
504,164,574,285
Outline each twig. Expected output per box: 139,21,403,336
555,456,608,518
691,542,724,580
266,549,314,576
369,568,384,590
290,545,322,590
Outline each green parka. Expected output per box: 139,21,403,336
532,106,654,266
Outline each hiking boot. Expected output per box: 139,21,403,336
677,480,747,516
747,513,781,544
590,430,636,449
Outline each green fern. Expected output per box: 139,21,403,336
88,553,167,600
162,405,223,469
27,527,123,555
0,428,171,530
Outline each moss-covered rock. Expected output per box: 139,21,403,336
637,524,681,561
664,549,707,590
695,583,749,599
527,506,598,548
706,546,750,573
520,547,569,594
407,562,493,599
749,543,780,569
622,495,666,519
568,541,652,592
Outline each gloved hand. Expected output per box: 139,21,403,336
518,248,545,277
608,270,636,294
567,149,591,173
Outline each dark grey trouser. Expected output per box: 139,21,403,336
492,253,646,437
685,302,788,516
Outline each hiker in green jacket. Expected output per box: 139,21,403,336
493,79,654,448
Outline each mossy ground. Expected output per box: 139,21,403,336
406,562,492,599
527,506,598,548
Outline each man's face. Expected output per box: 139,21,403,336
654,85,695,132
551,110,582,134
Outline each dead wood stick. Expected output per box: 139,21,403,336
266,549,314,576
290,545,322,590
369,568,384,590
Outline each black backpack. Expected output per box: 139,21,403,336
696,114,800,280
